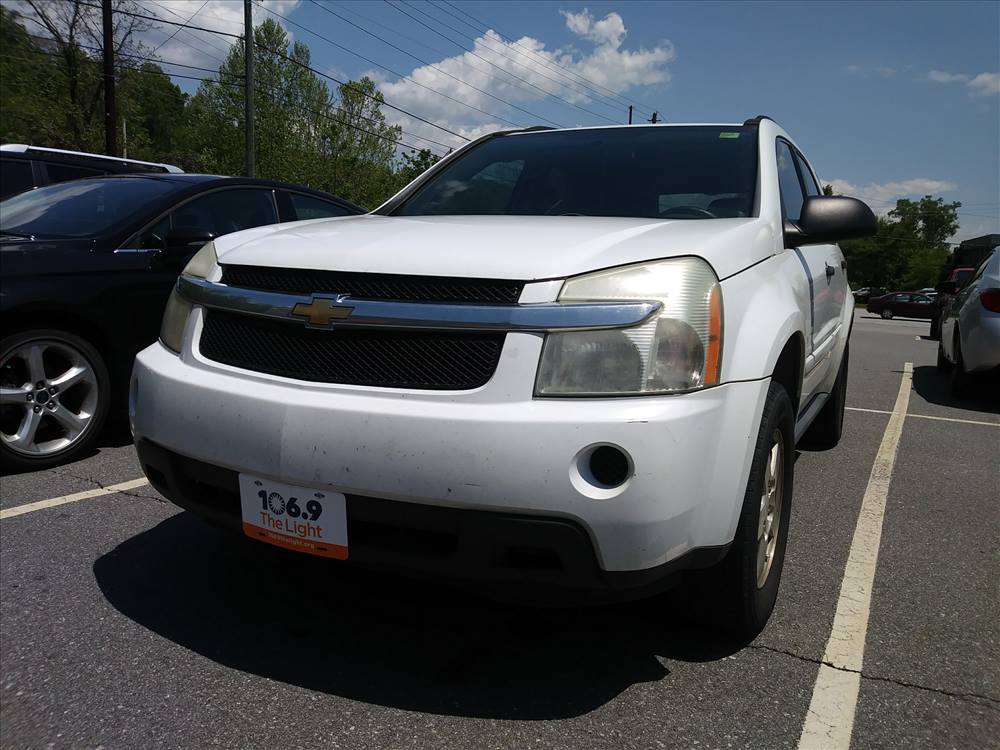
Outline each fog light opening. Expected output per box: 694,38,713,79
588,445,631,488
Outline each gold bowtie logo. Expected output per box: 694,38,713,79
291,297,354,326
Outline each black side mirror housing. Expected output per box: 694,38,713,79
935,281,958,295
160,226,215,264
784,196,877,248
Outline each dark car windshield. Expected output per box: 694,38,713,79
0,177,179,238
393,126,758,219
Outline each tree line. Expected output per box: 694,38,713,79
0,1,438,209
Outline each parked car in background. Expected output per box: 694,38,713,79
866,291,936,320
130,118,876,637
0,174,364,470
0,144,182,199
937,248,1000,395
852,286,887,304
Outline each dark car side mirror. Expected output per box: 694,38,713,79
935,281,958,295
159,226,215,264
784,196,877,248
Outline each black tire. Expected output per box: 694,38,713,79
929,317,940,340
709,381,795,639
936,341,952,372
0,329,110,472
880,309,893,320
800,343,848,450
950,329,970,397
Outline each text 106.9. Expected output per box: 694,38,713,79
259,490,323,521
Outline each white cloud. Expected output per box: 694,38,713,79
138,0,301,71
927,69,1000,96
376,12,674,152
967,71,1000,97
928,70,970,83
560,9,626,49
828,178,958,215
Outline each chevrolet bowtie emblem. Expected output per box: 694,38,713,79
291,296,354,327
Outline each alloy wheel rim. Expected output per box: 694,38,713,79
0,340,99,457
756,429,784,588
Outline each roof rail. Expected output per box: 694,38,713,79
742,115,776,127
0,144,183,173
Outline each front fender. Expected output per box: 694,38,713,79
720,253,809,385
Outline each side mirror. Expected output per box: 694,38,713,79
160,226,215,264
935,281,958,295
784,196,877,248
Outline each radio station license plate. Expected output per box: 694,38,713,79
238,474,348,559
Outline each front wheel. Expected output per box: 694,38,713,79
950,330,971,397
0,330,110,471
936,341,952,372
880,309,894,320
929,317,940,340
706,382,795,639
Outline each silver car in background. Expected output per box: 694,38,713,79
937,247,1000,394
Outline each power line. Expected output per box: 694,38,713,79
140,0,233,64
385,0,618,124
148,0,209,57
405,0,626,122
443,0,653,114
0,49,242,87
91,1,472,143
25,34,238,76
264,2,548,128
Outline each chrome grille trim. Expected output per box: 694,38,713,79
177,275,661,333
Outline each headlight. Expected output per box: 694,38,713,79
535,258,723,396
159,241,218,353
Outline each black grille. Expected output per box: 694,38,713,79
221,265,524,304
200,311,504,390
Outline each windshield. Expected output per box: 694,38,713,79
0,177,179,238
394,126,758,219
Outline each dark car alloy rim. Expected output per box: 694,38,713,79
0,340,99,457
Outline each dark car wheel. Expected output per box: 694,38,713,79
700,381,794,639
937,340,952,372
929,317,940,340
0,330,110,472
880,309,894,320
800,343,848,450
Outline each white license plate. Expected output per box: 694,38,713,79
238,474,348,559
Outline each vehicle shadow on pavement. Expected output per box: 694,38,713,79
93,512,749,720
911,365,1000,414
0,421,134,477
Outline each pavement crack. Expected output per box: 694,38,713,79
749,643,1000,709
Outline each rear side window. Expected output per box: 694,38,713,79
776,140,805,222
0,158,35,199
44,162,105,184
288,192,351,220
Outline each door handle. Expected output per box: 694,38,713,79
825,263,835,279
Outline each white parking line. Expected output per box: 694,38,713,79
798,362,913,749
0,478,149,520
846,406,998,427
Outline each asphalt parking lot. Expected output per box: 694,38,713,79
2,310,997,749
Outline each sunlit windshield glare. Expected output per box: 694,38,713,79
395,126,758,220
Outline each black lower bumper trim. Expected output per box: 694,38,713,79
135,438,729,598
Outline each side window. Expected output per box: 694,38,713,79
893,293,911,303
170,188,277,238
44,162,104,184
913,295,933,305
776,141,805,222
288,192,351,220
0,158,36,198
794,151,821,197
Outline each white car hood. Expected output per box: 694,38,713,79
214,215,776,281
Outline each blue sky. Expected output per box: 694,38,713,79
93,1,1000,239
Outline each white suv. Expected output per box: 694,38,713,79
131,117,875,636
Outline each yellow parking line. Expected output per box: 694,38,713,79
0,478,149,520
799,363,913,749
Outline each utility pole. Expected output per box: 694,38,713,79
102,0,117,156
649,111,659,124
628,105,633,125
244,0,255,177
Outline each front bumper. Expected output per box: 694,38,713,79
131,333,769,575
